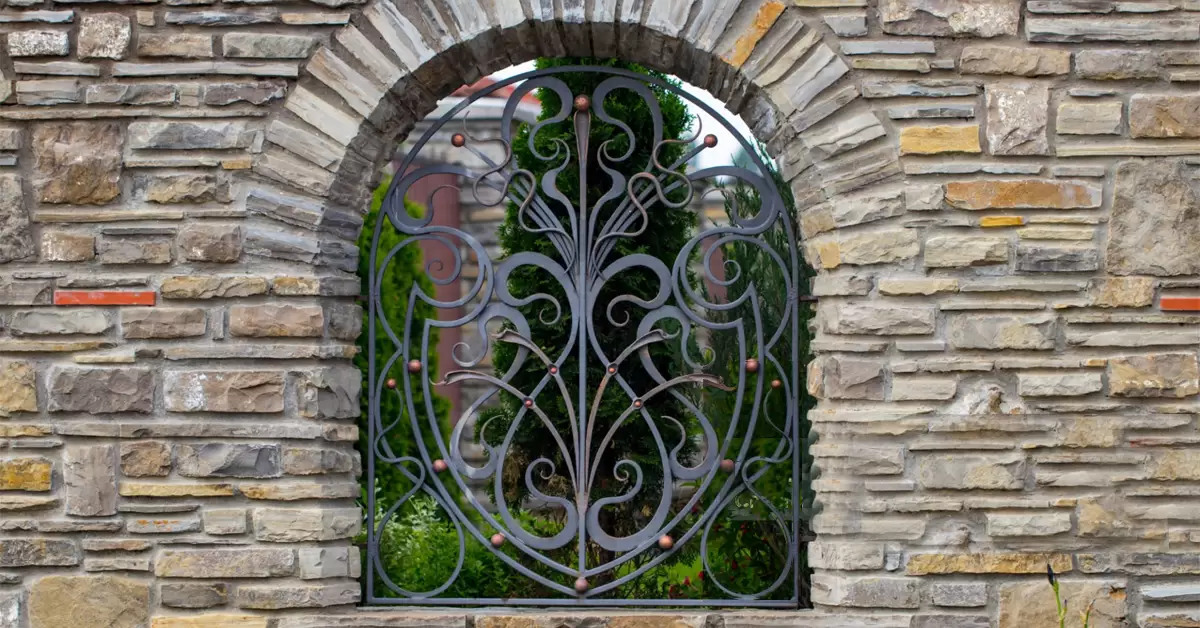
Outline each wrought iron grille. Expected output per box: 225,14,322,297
366,65,807,607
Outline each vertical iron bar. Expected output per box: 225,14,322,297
573,99,591,585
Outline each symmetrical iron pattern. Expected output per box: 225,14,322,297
367,66,804,607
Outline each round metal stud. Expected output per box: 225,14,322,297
771,379,783,389
657,535,674,550
720,458,736,473
745,358,759,373
607,364,617,374
490,533,505,547
407,359,422,373
451,133,466,147
432,459,448,473
574,577,589,593
385,378,397,389
523,398,534,409
703,134,718,148
573,95,591,112
549,365,559,375
633,399,643,409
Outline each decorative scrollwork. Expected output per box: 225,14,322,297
367,66,804,607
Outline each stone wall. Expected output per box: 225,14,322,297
0,0,1199,626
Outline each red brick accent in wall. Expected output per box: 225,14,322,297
54,291,157,306
1161,296,1200,312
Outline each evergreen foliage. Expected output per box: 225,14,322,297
356,177,451,506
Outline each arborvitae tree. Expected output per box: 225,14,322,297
357,177,451,507
482,57,697,569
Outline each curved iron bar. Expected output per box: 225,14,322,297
367,65,805,607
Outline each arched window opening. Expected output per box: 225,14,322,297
356,59,815,608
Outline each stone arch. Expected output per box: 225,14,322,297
244,0,898,256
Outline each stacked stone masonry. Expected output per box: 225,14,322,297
0,0,1198,626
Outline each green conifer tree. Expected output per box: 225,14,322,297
356,177,451,507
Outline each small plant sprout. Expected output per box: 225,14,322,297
1048,564,1068,628
1048,563,1100,628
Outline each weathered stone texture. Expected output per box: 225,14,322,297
40,231,95,262
29,576,149,628
176,443,282,478
918,454,1025,490
178,224,243,262
164,371,285,413
155,549,295,578
0,175,34,263
999,581,1127,628
1108,353,1200,398
160,582,229,609
823,302,937,335
253,508,361,542
78,14,131,60
880,0,1020,37
1129,95,1200,139
47,367,154,414
949,315,1056,350
120,441,172,477
142,173,222,204
11,309,110,335
295,366,361,420
960,45,1070,76
31,122,124,205
229,304,324,337
0,458,52,492
1075,50,1159,80
945,180,1102,209
925,235,1008,267
122,308,207,339
986,83,1050,155
160,275,268,299
1106,160,1200,276
64,445,118,516
0,360,38,416
1058,101,1123,135
98,236,173,265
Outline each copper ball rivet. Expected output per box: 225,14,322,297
549,365,559,375
407,359,422,373
451,133,466,147
607,364,617,374
432,459,448,473
574,95,591,112
491,533,505,547
385,378,397,389
703,134,718,148
745,358,759,373
720,458,736,473
524,398,534,409
657,535,674,550
771,379,783,389
633,399,643,409
575,577,590,593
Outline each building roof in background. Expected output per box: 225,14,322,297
451,77,541,108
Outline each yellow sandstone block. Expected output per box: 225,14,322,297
899,125,982,155
980,216,1026,228
119,483,235,498
908,552,1073,575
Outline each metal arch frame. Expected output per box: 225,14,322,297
366,65,806,608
